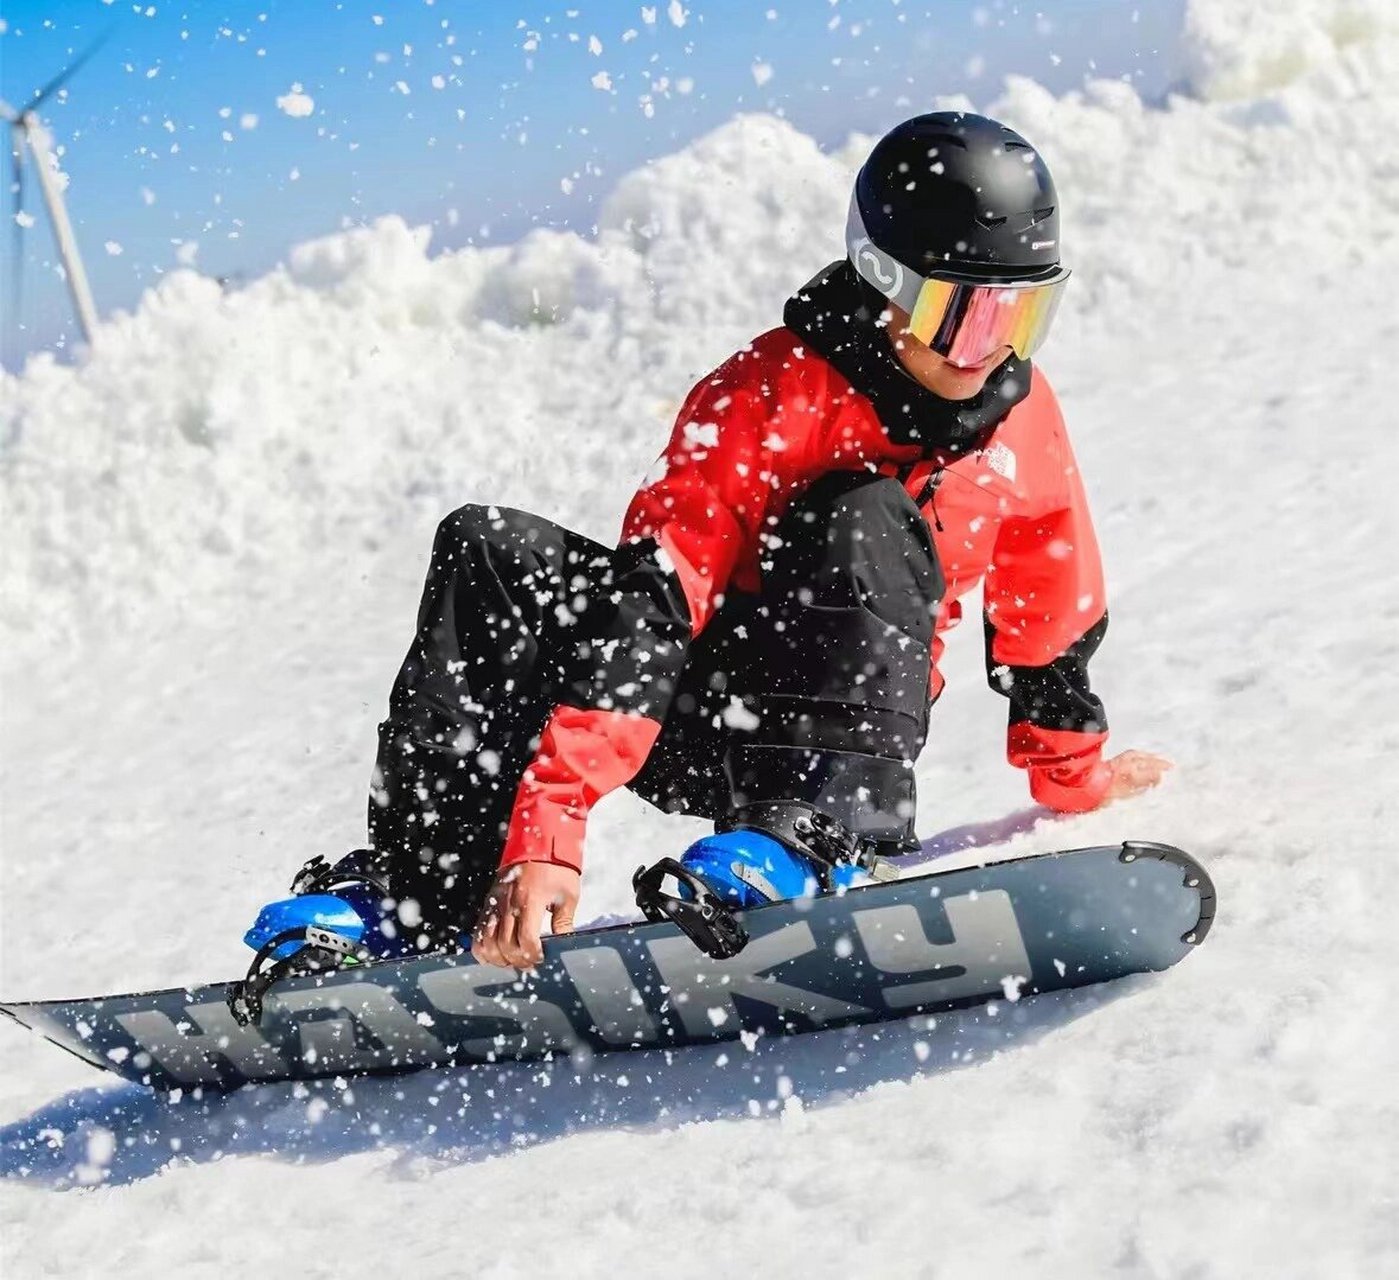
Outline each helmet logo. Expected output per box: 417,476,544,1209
851,236,904,298
1031,239,1057,250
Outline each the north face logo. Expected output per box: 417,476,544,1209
984,441,1017,483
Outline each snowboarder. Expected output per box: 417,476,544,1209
245,111,1171,973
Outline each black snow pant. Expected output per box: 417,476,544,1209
369,471,943,942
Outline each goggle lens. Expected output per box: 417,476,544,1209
907,275,1067,365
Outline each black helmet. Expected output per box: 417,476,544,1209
849,111,1063,283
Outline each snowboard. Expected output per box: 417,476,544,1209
0,841,1214,1093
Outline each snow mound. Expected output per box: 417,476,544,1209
2,0,1395,654
1181,0,1398,100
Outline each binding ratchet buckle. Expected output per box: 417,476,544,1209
780,808,901,889
225,850,391,1027
226,925,365,1028
720,802,903,892
633,858,749,960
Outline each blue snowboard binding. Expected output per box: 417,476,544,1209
230,849,407,1026
633,803,899,960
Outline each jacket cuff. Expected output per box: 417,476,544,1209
1028,756,1113,813
1008,722,1111,813
498,796,586,873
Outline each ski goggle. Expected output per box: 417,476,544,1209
846,197,1070,366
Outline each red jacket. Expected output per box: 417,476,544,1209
499,326,1110,871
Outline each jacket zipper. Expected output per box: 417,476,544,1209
914,467,946,532
894,461,947,533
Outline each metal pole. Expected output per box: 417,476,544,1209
22,113,98,346
7,121,24,323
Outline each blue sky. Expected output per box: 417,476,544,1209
0,0,1185,368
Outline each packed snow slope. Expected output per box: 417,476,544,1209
2,1,1397,1275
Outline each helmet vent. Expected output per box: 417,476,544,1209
974,212,1009,229
1029,206,1055,225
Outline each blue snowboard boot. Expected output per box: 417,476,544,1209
242,848,409,961
677,825,865,909
633,803,897,959
231,849,413,1026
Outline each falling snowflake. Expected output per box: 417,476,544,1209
277,84,315,118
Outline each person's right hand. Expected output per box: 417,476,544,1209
470,861,580,971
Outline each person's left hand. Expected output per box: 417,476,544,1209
1101,749,1174,803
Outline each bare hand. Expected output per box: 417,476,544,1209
470,862,580,970
1102,749,1174,803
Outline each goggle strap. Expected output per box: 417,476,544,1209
845,195,924,314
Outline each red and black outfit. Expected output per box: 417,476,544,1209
369,262,1109,939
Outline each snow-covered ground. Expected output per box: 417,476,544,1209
3,1,1397,1275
